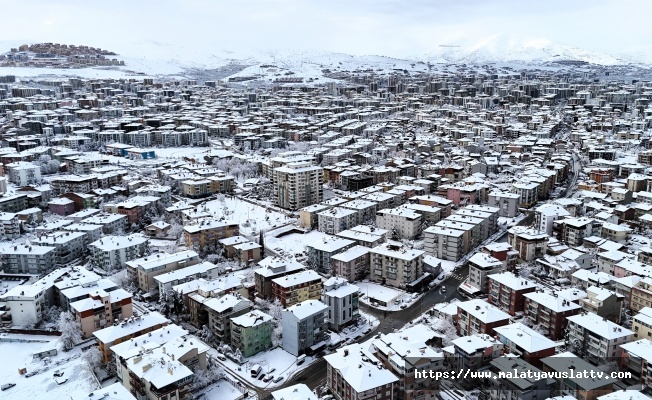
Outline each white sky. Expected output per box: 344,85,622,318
2,0,650,58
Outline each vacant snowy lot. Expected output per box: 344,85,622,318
201,197,294,236
0,335,96,400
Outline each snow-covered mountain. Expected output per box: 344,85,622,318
419,35,631,65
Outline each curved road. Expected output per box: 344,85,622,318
256,264,470,399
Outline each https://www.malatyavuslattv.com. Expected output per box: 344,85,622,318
414,368,632,381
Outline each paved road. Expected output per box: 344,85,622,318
257,264,471,399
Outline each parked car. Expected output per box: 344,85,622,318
258,373,266,381
273,376,284,383
263,375,273,382
53,370,64,378
1,383,16,391
217,354,227,361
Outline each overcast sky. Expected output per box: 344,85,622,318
2,0,650,58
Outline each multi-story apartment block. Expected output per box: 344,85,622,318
543,352,616,400
183,218,239,251
452,333,503,372
32,230,86,266
331,245,370,282
372,325,444,400
0,212,20,239
579,286,624,322
89,234,149,271
632,307,652,340
631,277,652,313
565,312,633,365
494,323,556,368
321,277,360,332
253,257,305,299
317,207,358,234
523,289,583,340
82,213,128,234
456,299,511,337
271,270,323,307
93,311,170,362
281,300,328,356
507,226,548,261
204,292,252,344
465,253,506,295
230,310,273,357
554,217,601,247
487,272,537,315
423,225,466,261
126,250,200,293
69,285,133,338
0,193,28,213
153,261,222,295
488,191,520,218
369,243,424,289
375,207,422,240
6,161,41,186
274,162,323,211
488,357,551,400
620,339,652,385
125,346,193,400
324,343,399,400
306,236,355,274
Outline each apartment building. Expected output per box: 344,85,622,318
274,162,323,211
154,261,222,295
456,299,511,337
369,243,424,289
579,286,624,322
82,213,127,234
253,257,305,299
488,357,550,400
507,226,548,261
93,311,170,362
554,217,601,247
0,194,28,213
487,272,537,315
306,236,355,274
230,310,273,357
126,250,200,293
542,352,616,400
183,218,240,251
335,226,386,248
331,245,370,282
0,212,20,239
33,230,86,266
631,277,652,313
423,226,466,261
565,312,633,365
324,344,399,400
6,161,41,186
620,339,652,385
372,325,444,400
125,346,193,400
89,234,149,271
535,203,571,235
204,293,252,344
271,270,323,307
70,285,133,338
523,289,583,340
488,191,520,217
0,266,97,326
375,207,422,240
321,277,360,332
317,207,358,234
632,307,652,340
452,334,503,372
281,300,328,356
494,323,556,368
465,253,506,295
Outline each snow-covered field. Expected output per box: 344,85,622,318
264,229,330,255
201,197,294,237
201,379,245,400
0,335,97,400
